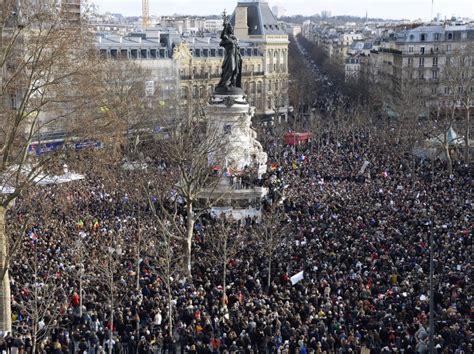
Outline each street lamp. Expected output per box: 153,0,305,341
424,219,434,353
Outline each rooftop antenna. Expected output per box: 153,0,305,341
142,0,150,28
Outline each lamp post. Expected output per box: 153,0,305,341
74,238,85,318
425,219,434,353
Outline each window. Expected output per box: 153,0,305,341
434,33,441,41
433,57,438,66
419,57,424,67
408,57,413,66
257,82,262,93
419,70,424,79
431,70,438,79
446,57,451,65
420,33,426,41
447,44,452,53
444,87,450,94
447,33,453,40
458,86,463,93
420,47,425,55
431,87,437,94
409,46,414,53
223,124,232,135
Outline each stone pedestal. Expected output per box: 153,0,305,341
202,92,268,220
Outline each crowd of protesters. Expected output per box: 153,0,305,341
0,120,471,354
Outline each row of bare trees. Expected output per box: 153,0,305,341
0,0,171,333
0,0,235,337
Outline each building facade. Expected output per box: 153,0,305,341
365,24,474,107
232,0,289,117
60,0,81,22
95,0,289,119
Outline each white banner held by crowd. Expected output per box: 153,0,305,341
290,270,304,285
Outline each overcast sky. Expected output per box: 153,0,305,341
91,0,473,21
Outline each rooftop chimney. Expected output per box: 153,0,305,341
234,6,249,39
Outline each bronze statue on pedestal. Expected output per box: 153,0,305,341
216,10,243,94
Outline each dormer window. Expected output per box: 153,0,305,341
420,33,426,41
409,34,415,41
447,33,453,40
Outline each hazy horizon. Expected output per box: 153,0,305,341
91,0,473,21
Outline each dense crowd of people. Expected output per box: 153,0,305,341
0,121,471,354
1,29,471,354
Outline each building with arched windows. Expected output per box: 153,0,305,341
94,0,289,120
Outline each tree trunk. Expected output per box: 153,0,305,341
109,301,114,354
184,201,194,278
222,259,227,309
444,129,453,176
31,324,37,354
79,274,83,318
167,283,173,339
136,245,141,291
267,254,272,294
0,206,12,333
464,107,470,164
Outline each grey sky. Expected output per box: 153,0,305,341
91,0,473,20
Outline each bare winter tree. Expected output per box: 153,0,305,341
203,217,245,310
443,44,473,164
256,204,288,293
0,0,99,333
382,75,427,151
12,236,67,353
145,181,182,340
83,59,153,156
90,229,127,354
153,103,228,278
